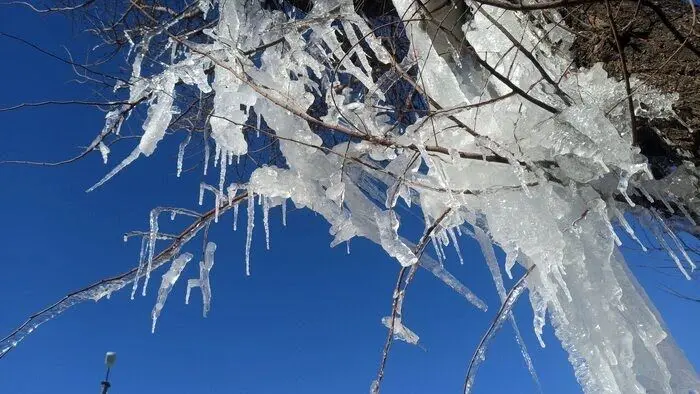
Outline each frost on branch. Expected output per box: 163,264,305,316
4,0,699,392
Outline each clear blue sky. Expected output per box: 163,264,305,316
0,7,697,394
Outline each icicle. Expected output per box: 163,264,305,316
617,172,635,207
176,134,190,177
657,192,675,214
87,150,139,192
653,209,696,273
594,202,622,247
233,203,239,231
203,135,210,176
170,210,177,221
170,38,179,62
445,39,463,68
430,234,443,263
619,189,635,207
227,183,240,204
676,201,697,226
370,380,379,394
152,252,192,333
218,152,227,192
245,192,255,276
186,242,216,317
214,145,221,168
143,209,160,296
385,180,403,209
214,193,220,223
131,237,148,300
281,199,287,226
636,184,655,204
185,282,192,305
381,316,419,345
611,202,647,251
644,211,692,280
436,235,447,262
414,250,486,310
475,228,506,298
199,183,223,222
438,228,449,247
447,227,464,265
98,141,110,164
504,251,517,280
375,211,418,267
656,229,690,280
346,240,350,255
263,196,270,250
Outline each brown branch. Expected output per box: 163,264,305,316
0,97,147,167
640,0,700,59
417,11,561,114
0,99,132,112
0,31,128,85
2,0,96,13
604,0,637,145
476,8,573,106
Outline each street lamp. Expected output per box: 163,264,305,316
100,352,117,394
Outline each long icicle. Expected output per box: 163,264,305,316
245,190,255,276
130,237,149,300
143,209,161,296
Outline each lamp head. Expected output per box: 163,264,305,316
105,352,117,368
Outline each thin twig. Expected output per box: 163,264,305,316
604,0,637,145
463,264,537,394
373,208,452,393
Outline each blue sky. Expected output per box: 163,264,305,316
0,6,698,394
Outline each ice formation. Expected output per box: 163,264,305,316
186,242,216,317
152,252,192,333
4,0,699,392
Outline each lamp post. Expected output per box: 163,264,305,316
100,352,117,394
